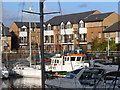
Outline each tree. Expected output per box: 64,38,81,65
91,38,117,51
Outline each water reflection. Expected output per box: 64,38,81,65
1,77,42,89
14,77,42,88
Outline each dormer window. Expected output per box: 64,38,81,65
60,22,64,29
67,21,71,29
21,26,27,31
79,20,84,28
47,24,51,30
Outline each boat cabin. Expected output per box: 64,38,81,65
51,53,87,66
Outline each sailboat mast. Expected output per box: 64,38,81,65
29,18,32,67
0,2,2,78
28,2,32,67
40,0,45,89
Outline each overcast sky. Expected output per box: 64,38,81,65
2,1,119,27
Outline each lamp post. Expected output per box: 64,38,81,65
107,37,111,56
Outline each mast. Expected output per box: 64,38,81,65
40,0,45,89
28,1,32,67
0,1,2,78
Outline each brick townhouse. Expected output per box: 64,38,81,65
10,10,119,52
85,12,119,51
10,22,40,50
45,10,119,52
44,10,100,52
0,23,11,51
103,21,120,44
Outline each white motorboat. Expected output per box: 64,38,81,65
46,52,89,73
45,67,120,89
89,59,118,72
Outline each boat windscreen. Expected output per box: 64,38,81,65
64,68,83,79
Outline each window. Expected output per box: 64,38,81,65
20,37,27,43
81,34,84,41
56,26,59,30
45,36,49,43
47,24,51,30
71,57,75,61
65,69,82,79
98,32,101,38
60,22,64,29
91,32,94,39
67,57,69,61
64,35,67,43
32,36,35,40
116,32,120,37
64,57,67,61
24,37,27,42
67,22,71,29
64,57,69,61
21,26,27,31
76,57,81,61
79,20,84,28
55,60,57,63
98,22,102,27
51,36,54,43
20,28,26,31
57,60,59,63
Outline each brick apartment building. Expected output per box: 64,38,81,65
10,10,119,52
10,22,40,50
0,23,11,51
44,10,119,52
103,21,120,44
44,10,100,52
85,12,119,51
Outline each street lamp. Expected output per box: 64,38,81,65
107,37,112,56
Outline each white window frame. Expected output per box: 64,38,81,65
47,24,51,30
66,21,71,29
60,22,64,29
79,20,84,28
21,26,27,31
91,32,94,39
98,32,101,38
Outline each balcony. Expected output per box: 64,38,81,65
61,28,74,35
19,42,28,46
79,28,87,34
19,32,27,37
44,30,54,36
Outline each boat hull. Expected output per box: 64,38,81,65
13,67,41,78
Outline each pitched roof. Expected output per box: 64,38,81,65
103,21,120,33
14,22,40,28
45,10,98,26
85,12,113,22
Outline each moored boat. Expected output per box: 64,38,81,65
46,51,89,73
45,67,120,89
